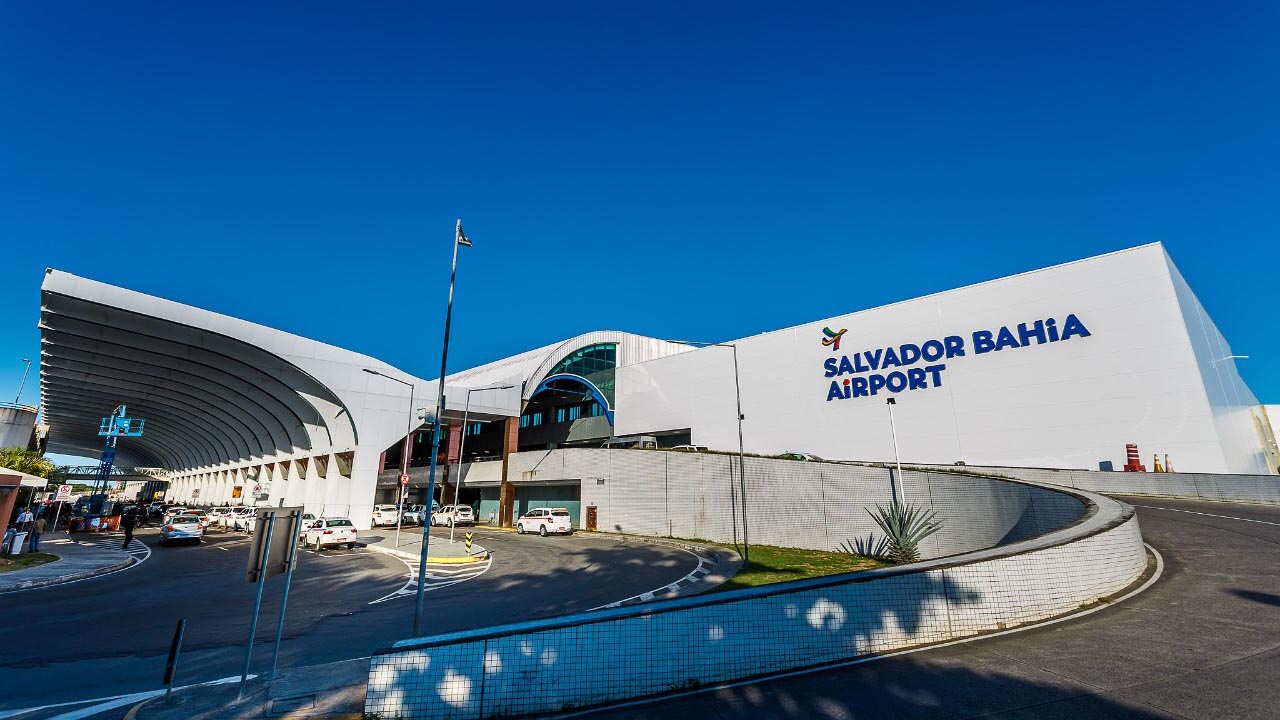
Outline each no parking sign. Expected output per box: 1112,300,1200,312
54,485,71,501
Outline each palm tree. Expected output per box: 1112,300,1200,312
0,447,56,478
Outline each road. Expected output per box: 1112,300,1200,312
576,497,1280,719
0,524,702,719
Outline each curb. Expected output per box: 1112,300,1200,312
361,541,489,565
0,554,135,595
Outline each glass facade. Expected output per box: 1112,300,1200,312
545,343,617,406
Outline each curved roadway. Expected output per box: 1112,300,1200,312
0,525,702,719
577,497,1280,720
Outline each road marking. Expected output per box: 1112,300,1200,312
0,674,249,720
589,546,710,611
560,544,1166,719
368,553,493,605
1134,505,1280,527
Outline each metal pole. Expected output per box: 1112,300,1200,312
451,391,473,545
887,398,905,504
731,344,748,567
415,220,466,637
15,358,31,405
270,511,302,678
164,618,186,703
396,383,414,549
239,513,275,699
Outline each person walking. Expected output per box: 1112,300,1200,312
121,509,136,550
29,515,46,552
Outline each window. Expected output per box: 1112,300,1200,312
521,410,544,428
556,407,566,423
465,422,482,436
546,343,617,378
569,405,582,421
588,402,604,417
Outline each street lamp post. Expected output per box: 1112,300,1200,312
14,358,31,405
414,219,473,637
886,397,905,504
363,368,415,548
451,383,515,545
669,340,748,567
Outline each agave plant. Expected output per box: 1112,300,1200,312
866,501,942,564
839,533,891,559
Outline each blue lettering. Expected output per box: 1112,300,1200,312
1018,320,1046,346
973,330,995,354
851,376,869,397
921,339,945,362
944,335,966,358
823,358,839,377
827,381,844,401
838,356,856,376
868,374,887,395
882,346,900,369
899,343,921,366
925,364,946,386
843,380,852,399
886,371,907,392
864,349,883,371
1046,317,1060,342
994,326,1020,351
1060,313,1091,341
853,353,869,373
907,367,927,390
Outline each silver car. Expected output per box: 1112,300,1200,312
159,514,204,546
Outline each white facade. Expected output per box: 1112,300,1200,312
615,244,1272,474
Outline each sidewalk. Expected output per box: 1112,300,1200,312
359,526,488,564
129,657,369,720
0,531,134,593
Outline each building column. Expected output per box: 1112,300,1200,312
445,424,463,504
499,416,518,527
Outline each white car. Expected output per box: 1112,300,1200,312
297,513,316,538
516,507,574,536
207,507,232,528
429,505,474,528
371,504,400,527
303,517,359,550
227,507,256,531
162,507,189,524
159,513,204,546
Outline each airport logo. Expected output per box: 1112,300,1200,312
821,327,847,352
822,313,1092,402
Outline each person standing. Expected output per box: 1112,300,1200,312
16,507,34,533
121,509,136,550
29,515,46,552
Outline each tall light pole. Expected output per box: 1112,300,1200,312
414,219,472,637
363,368,415,548
450,383,515,545
669,340,748,567
15,358,31,405
886,397,905,505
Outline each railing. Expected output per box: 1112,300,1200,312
0,401,38,413
59,466,169,479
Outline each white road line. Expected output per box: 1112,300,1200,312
368,554,493,605
589,548,707,611
0,674,249,720
1134,505,1280,527
558,544,1166,719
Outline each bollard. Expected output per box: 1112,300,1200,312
164,618,186,703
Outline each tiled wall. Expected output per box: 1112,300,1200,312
365,479,1146,719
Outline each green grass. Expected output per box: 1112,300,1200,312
0,552,59,573
708,544,889,592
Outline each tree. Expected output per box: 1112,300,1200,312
0,447,56,478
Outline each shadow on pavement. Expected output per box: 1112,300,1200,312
1227,588,1280,607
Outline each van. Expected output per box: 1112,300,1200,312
601,435,658,450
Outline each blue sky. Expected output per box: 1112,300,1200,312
2,2,1277,464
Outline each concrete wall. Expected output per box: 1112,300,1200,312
615,244,1264,474
908,463,1280,505
0,406,37,451
365,484,1145,719
508,449,1086,559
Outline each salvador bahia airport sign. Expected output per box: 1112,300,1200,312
822,314,1091,402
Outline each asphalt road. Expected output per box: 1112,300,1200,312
577,497,1280,720
0,524,702,719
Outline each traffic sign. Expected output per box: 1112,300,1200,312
399,473,409,485
54,484,72,501
465,532,473,553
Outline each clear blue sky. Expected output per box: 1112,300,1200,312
2,1,1277,462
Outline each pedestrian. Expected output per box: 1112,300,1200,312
29,515,46,552
16,507,34,531
121,509,136,550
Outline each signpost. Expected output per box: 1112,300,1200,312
239,506,303,698
54,485,71,502
465,532,473,554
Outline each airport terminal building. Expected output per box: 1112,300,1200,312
38,243,1278,528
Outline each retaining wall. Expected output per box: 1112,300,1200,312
365,479,1146,719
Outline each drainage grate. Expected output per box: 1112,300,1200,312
268,695,316,716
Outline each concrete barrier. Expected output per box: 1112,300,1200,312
365,481,1146,719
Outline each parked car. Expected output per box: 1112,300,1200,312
159,513,204,546
303,517,358,550
207,507,232,528
371,504,400,527
297,513,316,538
401,502,440,525
429,505,474,528
670,445,708,452
162,507,189,524
227,507,255,531
516,508,574,536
